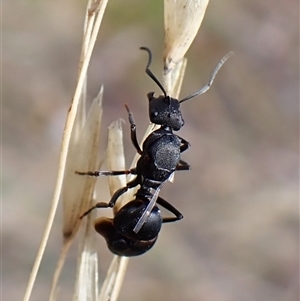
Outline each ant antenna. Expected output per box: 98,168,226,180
140,47,167,97
179,51,234,103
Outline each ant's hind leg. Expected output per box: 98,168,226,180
80,185,129,219
80,177,140,219
157,196,183,223
108,176,140,206
80,201,110,219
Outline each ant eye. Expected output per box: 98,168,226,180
150,110,159,118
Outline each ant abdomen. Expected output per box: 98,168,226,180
114,200,162,241
93,202,160,257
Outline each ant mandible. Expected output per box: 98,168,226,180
77,47,232,243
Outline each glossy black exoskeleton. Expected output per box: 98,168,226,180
86,188,182,256
77,47,231,255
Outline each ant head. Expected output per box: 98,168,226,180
141,47,233,128
94,217,157,256
147,92,184,131
140,47,184,130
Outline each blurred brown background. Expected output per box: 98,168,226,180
3,0,299,300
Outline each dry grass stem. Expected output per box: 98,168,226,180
98,121,129,301
23,1,108,300
98,256,129,301
72,204,99,301
106,121,127,205
62,89,103,239
50,89,103,300
48,238,73,301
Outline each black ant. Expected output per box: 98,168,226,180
77,47,231,256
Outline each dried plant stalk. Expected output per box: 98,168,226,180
23,1,108,301
98,121,129,301
106,121,127,208
98,256,129,301
72,199,99,301
50,89,103,301
62,89,103,239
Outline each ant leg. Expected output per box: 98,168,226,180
156,196,183,223
176,135,191,170
176,159,191,171
108,176,140,206
80,201,110,219
177,135,190,153
80,177,141,219
125,104,143,155
179,159,189,166
75,168,137,177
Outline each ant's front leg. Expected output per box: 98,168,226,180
125,104,143,155
75,167,137,177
